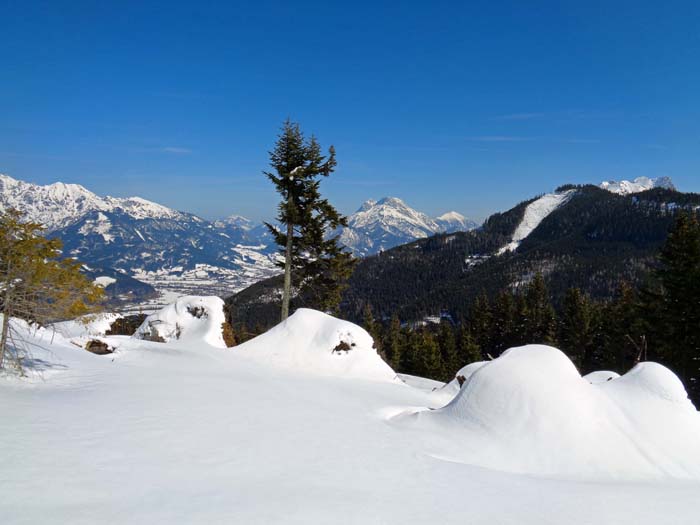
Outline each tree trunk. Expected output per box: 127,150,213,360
0,289,11,369
281,218,293,321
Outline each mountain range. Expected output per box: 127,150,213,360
226,177,698,328
0,173,475,302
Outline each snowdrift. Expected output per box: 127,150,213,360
52,313,122,339
429,361,488,404
133,296,227,348
235,308,397,382
408,345,700,480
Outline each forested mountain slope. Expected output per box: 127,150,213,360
226,185,700,327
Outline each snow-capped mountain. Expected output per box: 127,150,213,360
0,174,279,299
435,211,475,233
214,214,255,231
0,175,476,299
600,176,675,195
338,197,477,256
0,173,184,231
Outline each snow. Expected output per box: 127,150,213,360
235,308,397,382
51,312,123,339
498,190,575,254
93,275,117,287
339,197,476,256
403,345,700,481
0,173,184,231
600,176,676,195
2,313,700,524
133,296,227,348
585,370,621,383
432,360,488,403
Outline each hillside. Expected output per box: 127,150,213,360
2,308,699,524
226,184,700,327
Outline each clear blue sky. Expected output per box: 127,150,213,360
2,1,699,222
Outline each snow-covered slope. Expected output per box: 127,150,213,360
600,176,676,195
404,345,700,480
52,313,123,339
2,315,700,524
498,190,575,254
339,197,477,256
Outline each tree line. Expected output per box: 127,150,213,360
362,213,700,404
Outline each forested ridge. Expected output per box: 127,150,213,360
225,185,700,401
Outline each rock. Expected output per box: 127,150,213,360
85,339,113,355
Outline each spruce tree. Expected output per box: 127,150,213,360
265,120,355,320
644,212,700,402
469,292,492,355
491,291,516,356
419,328,443,379
458,324,482,366
437,321,459,381
386,314,403,370
522,273,557,345
559,288,594,370
362,304,383,357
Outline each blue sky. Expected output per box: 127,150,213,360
2,1,699,222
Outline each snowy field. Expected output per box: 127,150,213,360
2,302,700,524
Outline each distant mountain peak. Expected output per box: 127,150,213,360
600,176,676,195
340,196,477,256
215,214,255,231
437,211,466,222
355,199,376,212
0,173,185,230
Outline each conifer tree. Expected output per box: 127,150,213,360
601,282,644,372
458,324,482,366
559,288,594,370
0,210,103,371
362,303,383,357
438,321,459,381
522,273,557,345
419,328,442,379
643,212,700,401
469,292,492,354
386,313,403,370
491,291,517,356
265,120,355,320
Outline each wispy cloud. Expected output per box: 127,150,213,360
492,112,544,121
466,136,534,142
160,147,192,154
560,138,600,144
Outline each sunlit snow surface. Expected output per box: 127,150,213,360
2,310,700,525
498,190,575,254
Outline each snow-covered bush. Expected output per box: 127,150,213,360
133,296,228,348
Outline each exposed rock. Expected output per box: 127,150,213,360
85,339,113,355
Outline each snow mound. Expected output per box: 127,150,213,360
235,308,397,382
410,345,700,480
584,370,620,384
432,361,488,403
52,313,123,339
133,296,227,348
